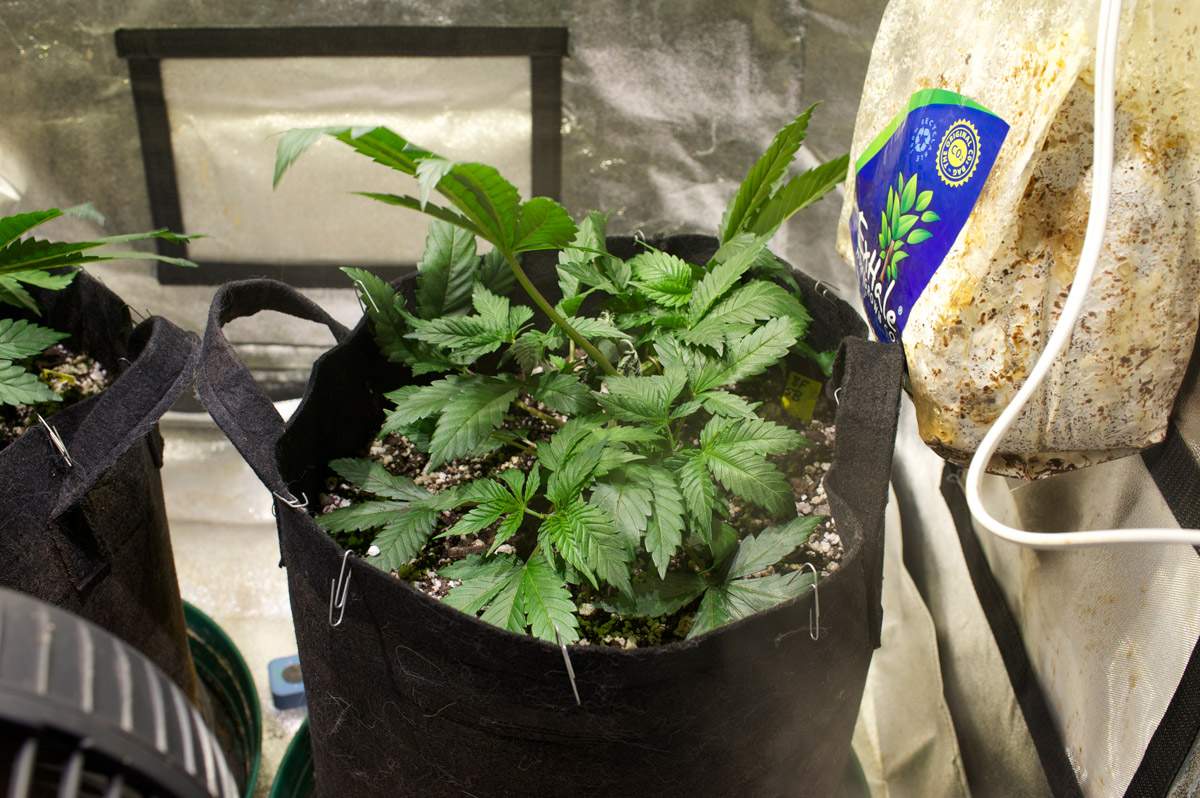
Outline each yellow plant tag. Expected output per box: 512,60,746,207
781,372,822,422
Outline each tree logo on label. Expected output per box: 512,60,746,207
936,119,980,187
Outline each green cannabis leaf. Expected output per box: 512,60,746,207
303,108,849,644
0,208,196,407
718,105,849,243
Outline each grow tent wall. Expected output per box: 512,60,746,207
7,1,1200,796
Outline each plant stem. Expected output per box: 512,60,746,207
502,250,619,376
515,399,564,428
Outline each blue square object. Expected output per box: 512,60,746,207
268,654,306,710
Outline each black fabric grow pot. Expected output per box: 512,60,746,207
0,271,201,700
198,236,904,797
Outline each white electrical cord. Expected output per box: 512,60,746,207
965,0,1200,549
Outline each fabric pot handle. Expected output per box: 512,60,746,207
196,279,350,497
47,316,200,519
827,337,905,647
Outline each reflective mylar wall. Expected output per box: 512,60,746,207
0,0,886,349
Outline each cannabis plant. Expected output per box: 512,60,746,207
0,207,194,406
277,106,849,642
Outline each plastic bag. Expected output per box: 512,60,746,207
837,0,1200,478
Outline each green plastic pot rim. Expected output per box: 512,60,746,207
269,719,314,798
184,601,263,797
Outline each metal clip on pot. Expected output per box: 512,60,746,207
554,624,581,707
36,414,73,468
329,550,352,628
803,562,821,641
271,490,308,517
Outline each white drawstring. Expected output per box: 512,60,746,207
965,0,1200,549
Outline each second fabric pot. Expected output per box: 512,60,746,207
0,271,201,700
197,237,904,797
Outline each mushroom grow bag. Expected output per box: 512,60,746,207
197,236,904,797
0,271,201,699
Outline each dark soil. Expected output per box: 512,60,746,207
317,384,839,648
0,344,110,447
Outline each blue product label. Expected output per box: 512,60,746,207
850,89,1009,342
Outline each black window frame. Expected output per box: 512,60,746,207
115,26,568,287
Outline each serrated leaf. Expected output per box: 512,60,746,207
0,318,67,360
329,458,430,501
704,446,792,514
686,570,814,639
532,372,594,415
688,235,770,321
680,279,810,348
318,500,417,533
273,126,344,187
481,571,526,633
677,450,715,539
368,508,440,571
747,153,849,237
690,316,799,394
537,418,601,472
0,209,62,248
593,372,687,427
540,499,632,594
442,554,524,615
383,376,468,427
518,551,580,643
700,415,805,456
341,267,416,365
333,126,432,177
440,162,522,251
640,466,685,577
557,212,612,297
699,390,760,418
0,276,38,313
5,269,77,290
0,360,58,405
444,503,508,537
478,248,515,294
727,516,822,579
513,197,577,253
719,105,816,243
591,479,653,545
545,315,631,347
416,220,478,318
595,425,664,446
710,522,740,567
406,316,501,364
416,157,456,210
602,570,706,618
355,192,482,237
511,331,548,372
629,250,693,308
428,377,519,468
0,231,195,282
546,444,602,506
689,587,730,639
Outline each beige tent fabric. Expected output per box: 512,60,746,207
852,487,971,797
975,447,1200,796
890,397,1053,797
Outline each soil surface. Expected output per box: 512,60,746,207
0,344,110,447
317,384,840,648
